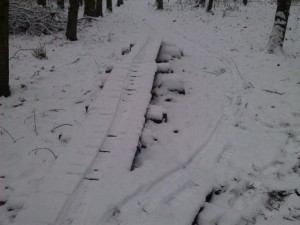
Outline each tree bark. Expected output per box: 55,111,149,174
37,0,47,6
156,0,163,10
107,0,112,12
0,0,10,97
206,0,213,12
66,0,79,41
57,0,64,9
85,0,97,16
200,0,205,8
116,0,123,7
96,0,103,17
267,0,292,53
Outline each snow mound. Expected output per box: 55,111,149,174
157,42,183,62
157,63,173,73
153,73,185,96
146,104,167,123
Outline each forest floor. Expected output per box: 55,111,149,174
1,1,300,225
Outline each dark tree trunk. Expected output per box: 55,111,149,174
156,0,163,10
267,0,292,53
85,0,96,16
0,0,10,97
116,0,123,7
66,0,79,41
243,0,247,6
96,0,103,17
107,0,112,12
200,0,205,8
206,0,213,12
57,0,64,9
37,0,46,6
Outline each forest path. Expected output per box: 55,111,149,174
14,1,248,225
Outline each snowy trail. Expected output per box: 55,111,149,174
14,33,162,225
57,2,250,225
15,2,250,225
55,35,162,225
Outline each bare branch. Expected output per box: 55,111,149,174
0,125,17,143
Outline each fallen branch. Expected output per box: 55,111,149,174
28,147,57,159
262,89,285,95
0,125,17,143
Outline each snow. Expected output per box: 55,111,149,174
1,0,300,225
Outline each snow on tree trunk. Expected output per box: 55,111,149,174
116,0,123,7
206,0,213,12
57,0,64,9
37,0,46,6
66,0,79,41
107,0,112,12
96,0,103,17
0,0,10,97
267,0,292,54
157,0,163,10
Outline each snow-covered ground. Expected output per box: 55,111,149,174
1,0,300,225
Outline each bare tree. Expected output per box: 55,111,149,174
200,0,205,8
156,0,163,10
116,0,123,7
0,0,10,97
85,0,96,16
66,0,79,41
37,0,46,6
206,0,213,12
267,0,292,53
107,0,112,12
96,0,103,17
57,0,64,9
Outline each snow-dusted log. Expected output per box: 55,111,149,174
267,0,292,54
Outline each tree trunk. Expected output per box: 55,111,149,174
156,0,163,10
267,0,292,53
85,0,96,16
0,0,10,97
200,0,205,8
206,0,213,12
243,0,247,6
79,0,83,6
66,0,79,41
96,0,103,17
57,0,64,9
37,0,47,6
107,0,112,12
116,0,123,7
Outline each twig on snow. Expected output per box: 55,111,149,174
94,60,101,74
9,48,34,60
0,125,17,143
33,109,38,136
28,147,57,159
262,89,285,95
51,124,73,133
